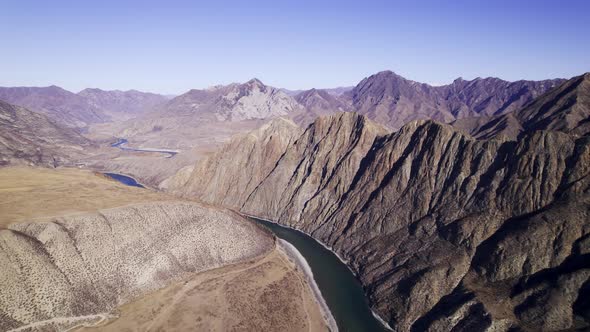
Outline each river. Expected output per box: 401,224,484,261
251,217,391,332
111,138,178,158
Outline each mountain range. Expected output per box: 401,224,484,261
0,71,564,134
0,86,168,127
1,70,589,331
162,73,590,331
348,70,564,130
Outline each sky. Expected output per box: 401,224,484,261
0,0,588,94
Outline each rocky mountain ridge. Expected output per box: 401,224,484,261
167,108,590,331
1,70,565,136
349,70,565,130
292,88,353,125
0,85,109,127
453,73,590,140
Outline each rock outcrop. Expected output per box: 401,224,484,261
170,110,590,331
0,201,274,331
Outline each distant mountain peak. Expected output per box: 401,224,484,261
245,78,265,87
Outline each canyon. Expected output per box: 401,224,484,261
163,73,590,331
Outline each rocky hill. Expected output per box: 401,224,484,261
168,110,590,331
0,100,91,167
160,117,303,196
349,70,564,130
0,167,332,331
0,201,274,331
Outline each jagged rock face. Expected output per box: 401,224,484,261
291,88,353,125
0,86,109,127
453,73,590,140
78,88,168,121
172,112,590,331
0,100,91,167
241,113,389,223
161,78,303,122
0,201,274,331
350,70,564,130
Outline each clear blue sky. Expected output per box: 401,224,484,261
1,0,588,94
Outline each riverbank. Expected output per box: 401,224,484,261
248,215,393,332
277,239,339,332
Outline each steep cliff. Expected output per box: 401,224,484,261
171,111,590,331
